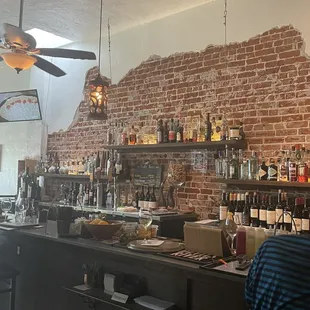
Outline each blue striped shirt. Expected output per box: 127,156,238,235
245,235,310,310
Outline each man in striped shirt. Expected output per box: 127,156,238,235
245,235,310,310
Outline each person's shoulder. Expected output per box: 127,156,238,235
265,234,310,245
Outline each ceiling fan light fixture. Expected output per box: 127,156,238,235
1,53,37,73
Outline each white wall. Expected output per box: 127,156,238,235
30,0,310,133
0,121,43,195
0,65,31,92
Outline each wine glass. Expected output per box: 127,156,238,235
225,213,238,254
1,199,12,222
15,197,27,224
139,208,153,244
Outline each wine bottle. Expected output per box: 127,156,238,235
89,184,94,206
229,149,239,179
22,167,30,198
284,197,293,231
267,195,276,229
157,119,163,144
134,188,139,209
149,186,157,209
302,199,309,234
242,192,250,226
163,121,169,143
168,119,176,143
288,146,297,182
219,191,228,221
95,152,100,169
250,192,260,227
176,120,182,143
259,194,267,228
292,197,302,232
275,190,284,229
234,193,243,225
227,192,235,217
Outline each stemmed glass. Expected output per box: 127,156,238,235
1,199,12,222
225,213,238,254
139,208,153,244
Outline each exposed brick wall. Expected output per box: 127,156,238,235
47,25,310,219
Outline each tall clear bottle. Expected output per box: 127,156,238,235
229,148,239,179
248,151,259,180
289,146,297,182
223,145,230,179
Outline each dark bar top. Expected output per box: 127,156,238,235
3,223,246,283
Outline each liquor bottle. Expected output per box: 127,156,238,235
234,193,243,225
93,186,97,206
145,186,151,210
214,153,224,179
176,120,183,143
275,190,284,229
89,184,94,206
115,153,122,176
139,186,145,209
250,192,260,227
100,152,106,176
105,185,113,209
284,197,293,231
22,167,31,198
248,151,258,180
107,126,113,145
223,145,230,179
27,174,34,199
267,195,276,229
288,146,297,182
121,124,128,145
168,119,176,143
219,191,228,221
259,194,267,228
267,158,277,181
211,117,217,141
149,186,157,209
95,152,100,170
298,146,308,182
163,121,169,143
134,188,139,209
239,122,245,140
292,197,302,233
157,119,163,144
242,192,250,226
205,113,212,142
129,126,136,145
258,156,268,181
302,199,309,234
227,192,235,217
83,184,89,206
229,148,239,179
278,151,288,182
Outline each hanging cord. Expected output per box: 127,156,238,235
223,0,228,126
98,0,103,71
108,18,112,83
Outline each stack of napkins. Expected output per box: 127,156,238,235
134,296,174,310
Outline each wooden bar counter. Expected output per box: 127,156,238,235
0,224,247,310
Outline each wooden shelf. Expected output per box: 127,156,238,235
43,174,91,180
62,286,153,310
212,179,310,191
105,140,247,154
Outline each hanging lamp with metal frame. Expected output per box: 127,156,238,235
88,0,109,120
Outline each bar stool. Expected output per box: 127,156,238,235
0,263,19,310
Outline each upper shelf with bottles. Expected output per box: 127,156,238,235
104,115,246,153
212,144,310,191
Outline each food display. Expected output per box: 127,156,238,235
116,206,138,213
88,219,109,225
85,220,123,240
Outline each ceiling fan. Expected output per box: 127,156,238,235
0,0,96,77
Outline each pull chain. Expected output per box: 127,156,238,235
223,0,228,128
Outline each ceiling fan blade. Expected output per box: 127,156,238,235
32,55,66,77
3,23,36,49
36,48,96,60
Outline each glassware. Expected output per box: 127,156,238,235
1,199,12,221
139,208,153,244
225,213,238,254
15,196,27,223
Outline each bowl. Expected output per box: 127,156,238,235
85,220,123,240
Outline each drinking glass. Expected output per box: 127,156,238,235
1,199,12,221
225,214,238,254
15,197,27,223
139,208,153,244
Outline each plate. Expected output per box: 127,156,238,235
127,240,184,253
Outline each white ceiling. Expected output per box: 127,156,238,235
1,0,212,42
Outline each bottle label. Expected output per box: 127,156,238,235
168,131,175,142
219,206,228,221
302,219,309,231
289,163,297,181
284,211,292,223
298,164,306,176
229,166,235,178
268,167,277,179
149,201,157,209
234,212,243,225
267,211,276,225
143,201,149,210
276,209,283,222
292,218,302,232
258,168,267,178
259,209,267,221
279,165,288,181
176,132,181,142
250,209,258,218
89,192,93,198
138,201,144,209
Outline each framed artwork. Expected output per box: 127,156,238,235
0,89,42,122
